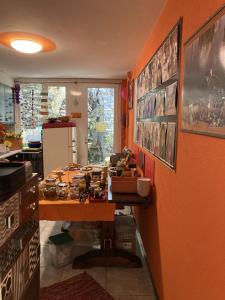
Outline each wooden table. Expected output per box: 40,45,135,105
39,171,151,268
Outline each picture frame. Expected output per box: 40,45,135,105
166,122,176,166
134,19,182,170
165,81,177,116
128,79,134,109
182,6,225,138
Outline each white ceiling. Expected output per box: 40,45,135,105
0,0,165,79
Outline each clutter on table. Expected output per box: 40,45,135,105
39,163,108,202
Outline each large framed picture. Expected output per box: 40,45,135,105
182,6,225,138
134,20,181,170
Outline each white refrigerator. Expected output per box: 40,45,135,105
43,126,77,178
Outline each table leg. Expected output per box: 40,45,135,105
72,221,142,269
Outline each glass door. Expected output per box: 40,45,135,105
67,83,121,165
87,87,115,164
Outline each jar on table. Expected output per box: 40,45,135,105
91,171,102,182
94,187,103,199
45,177,57,186
72,174,86,187
70,184,80,200
57,182,69,200
89,182,99,197
43,178,57,199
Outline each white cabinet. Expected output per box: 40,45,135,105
43,126,77,177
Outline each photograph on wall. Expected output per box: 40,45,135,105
137,100,145,119
143,122,152,151
141,72,145,98
159,122,167,159
155,90,165,116
143,95,151,119
162,25,179,82
165,81,177,115
151,56,158,90
149,93,156,117
128,79,134,109
144,65,150,94
137,76,141,99
182,9,225,138
169,26,178,78
165,122,176,166
156,48,163,87
148,60,153,91
162,36,171,83
136,122,144,146
152,122,160,156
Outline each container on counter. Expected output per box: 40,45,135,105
57,182,69,200
94,187,103,199
91,171,102,182
89,183,99,197
72,174,86,187
70,184,80,200
43,177,57,199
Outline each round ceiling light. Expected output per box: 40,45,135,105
0,32,56,53
10,40,43,53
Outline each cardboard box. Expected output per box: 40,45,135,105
111,176,137,193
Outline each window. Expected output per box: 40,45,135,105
47,86,66,118
20,83,42,145
20,84,67,145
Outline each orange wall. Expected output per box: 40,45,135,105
127,1,225,300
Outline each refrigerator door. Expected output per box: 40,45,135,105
43,127,71,177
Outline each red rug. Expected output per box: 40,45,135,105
40,272,114,300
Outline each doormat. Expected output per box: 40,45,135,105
40,271,114,300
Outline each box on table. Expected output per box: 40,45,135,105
111,176,137,193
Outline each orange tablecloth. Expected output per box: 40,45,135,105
39,199,115,221
39,170,116,221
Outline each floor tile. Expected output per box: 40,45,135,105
60,264,84,281
40,245,52,267
106,268,154,298
40,265,63,287
39,220,157,300
40,221,62,245
85,267,106,288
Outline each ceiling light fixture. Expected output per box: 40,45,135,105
10,39,43,53
0,32,56,53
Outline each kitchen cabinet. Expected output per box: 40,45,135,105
0,83,14,125
0,174,40,300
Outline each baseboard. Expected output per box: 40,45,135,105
135,225,160,300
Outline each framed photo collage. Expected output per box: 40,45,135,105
135,21,181,169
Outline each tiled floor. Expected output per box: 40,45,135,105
40,220,157,300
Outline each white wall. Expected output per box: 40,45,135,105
0,71,14,87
